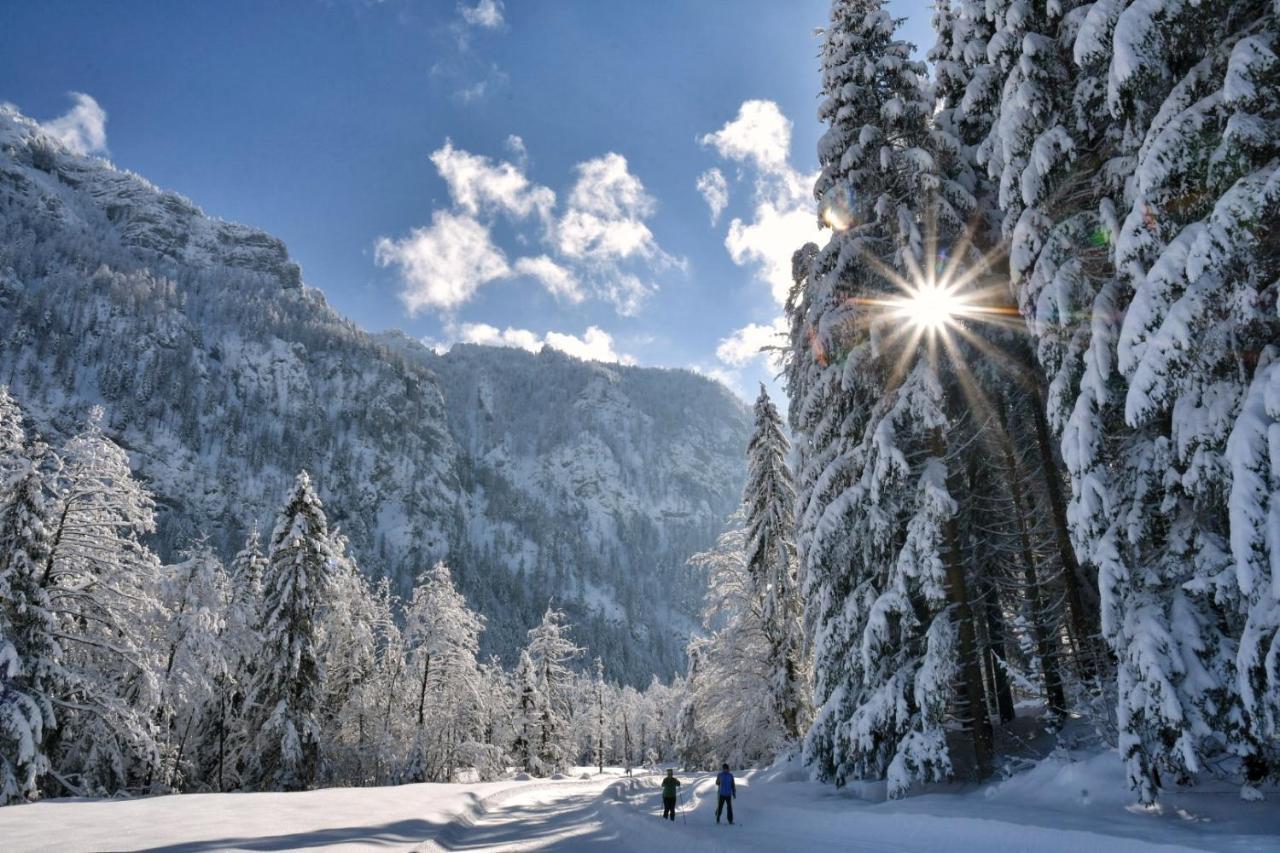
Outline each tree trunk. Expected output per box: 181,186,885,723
1027,386,1103,682
997,404,1067,719
966,454,1015,725
416,653,432,727
934,429,993,780
980,576,1017,723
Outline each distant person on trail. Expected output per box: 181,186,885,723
715,763,736,825
661,769,682,821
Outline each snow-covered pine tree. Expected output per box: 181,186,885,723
241,471,332,792
522,605,581,775
0,385,26,488
956,0,1280,803
743,387,809,743
794,0,992,795
227,526,266,656
924,3,1106,701
1096,0,1280,802
474,656,513,779
0,441,63,804
356,577,405,786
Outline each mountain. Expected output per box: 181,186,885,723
0,106,749,683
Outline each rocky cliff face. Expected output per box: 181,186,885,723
0,107,749,683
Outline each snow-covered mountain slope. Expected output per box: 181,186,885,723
0,106,748,683
387,338,751,674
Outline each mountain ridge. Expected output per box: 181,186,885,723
0,105,749,683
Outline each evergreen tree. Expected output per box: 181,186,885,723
0,385,26,487
743,386,808,742
241,471,332,792
0,446,62,804
1099,0,1280,802
793,0,990,795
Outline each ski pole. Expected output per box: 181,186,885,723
678,787,686,824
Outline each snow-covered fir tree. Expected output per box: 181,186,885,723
316,531,381,784
512,649,539,774
0,439,62,804
791,0,994,796
743,387,809,742
0,386,26,488
911,0,1280,804
1098,0,1280,802
241,471,333,792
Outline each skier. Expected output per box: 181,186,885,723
660,769,682,821
715,763,736,825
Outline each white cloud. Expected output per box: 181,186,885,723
375,211,509,314
557,153,661,262
513,255,583,303
459,0,503,28
699,99,792,174
690,364,749,399
380,141,677,317
455,81,489,102
725,202,821,305
545,326,635,364
557,210,657,262
42,92,107,155
430,140,555,222
716,316,788,371
505,134,528,164
449,321,542,351
567,153,654,220
439,322,635,364
601,273,654,317
696,168,729,225
700,100,823,307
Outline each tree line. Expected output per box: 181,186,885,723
0,387,683,803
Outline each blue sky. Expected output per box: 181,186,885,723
1,0,932,399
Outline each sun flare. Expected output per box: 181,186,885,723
893,282,968,332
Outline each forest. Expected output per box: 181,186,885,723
2,0,1279,821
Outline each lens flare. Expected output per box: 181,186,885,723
820,183,856,231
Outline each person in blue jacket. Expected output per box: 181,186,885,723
715,763,736,825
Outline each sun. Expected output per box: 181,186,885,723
891,281,969,333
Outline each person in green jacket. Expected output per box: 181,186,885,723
660,769,682,821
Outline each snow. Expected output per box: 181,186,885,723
3,756,1278,852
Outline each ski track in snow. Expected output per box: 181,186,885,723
3,767,1279,852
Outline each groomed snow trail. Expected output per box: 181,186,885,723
2,767,1278,852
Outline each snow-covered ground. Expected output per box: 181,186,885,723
2,757,1278,852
